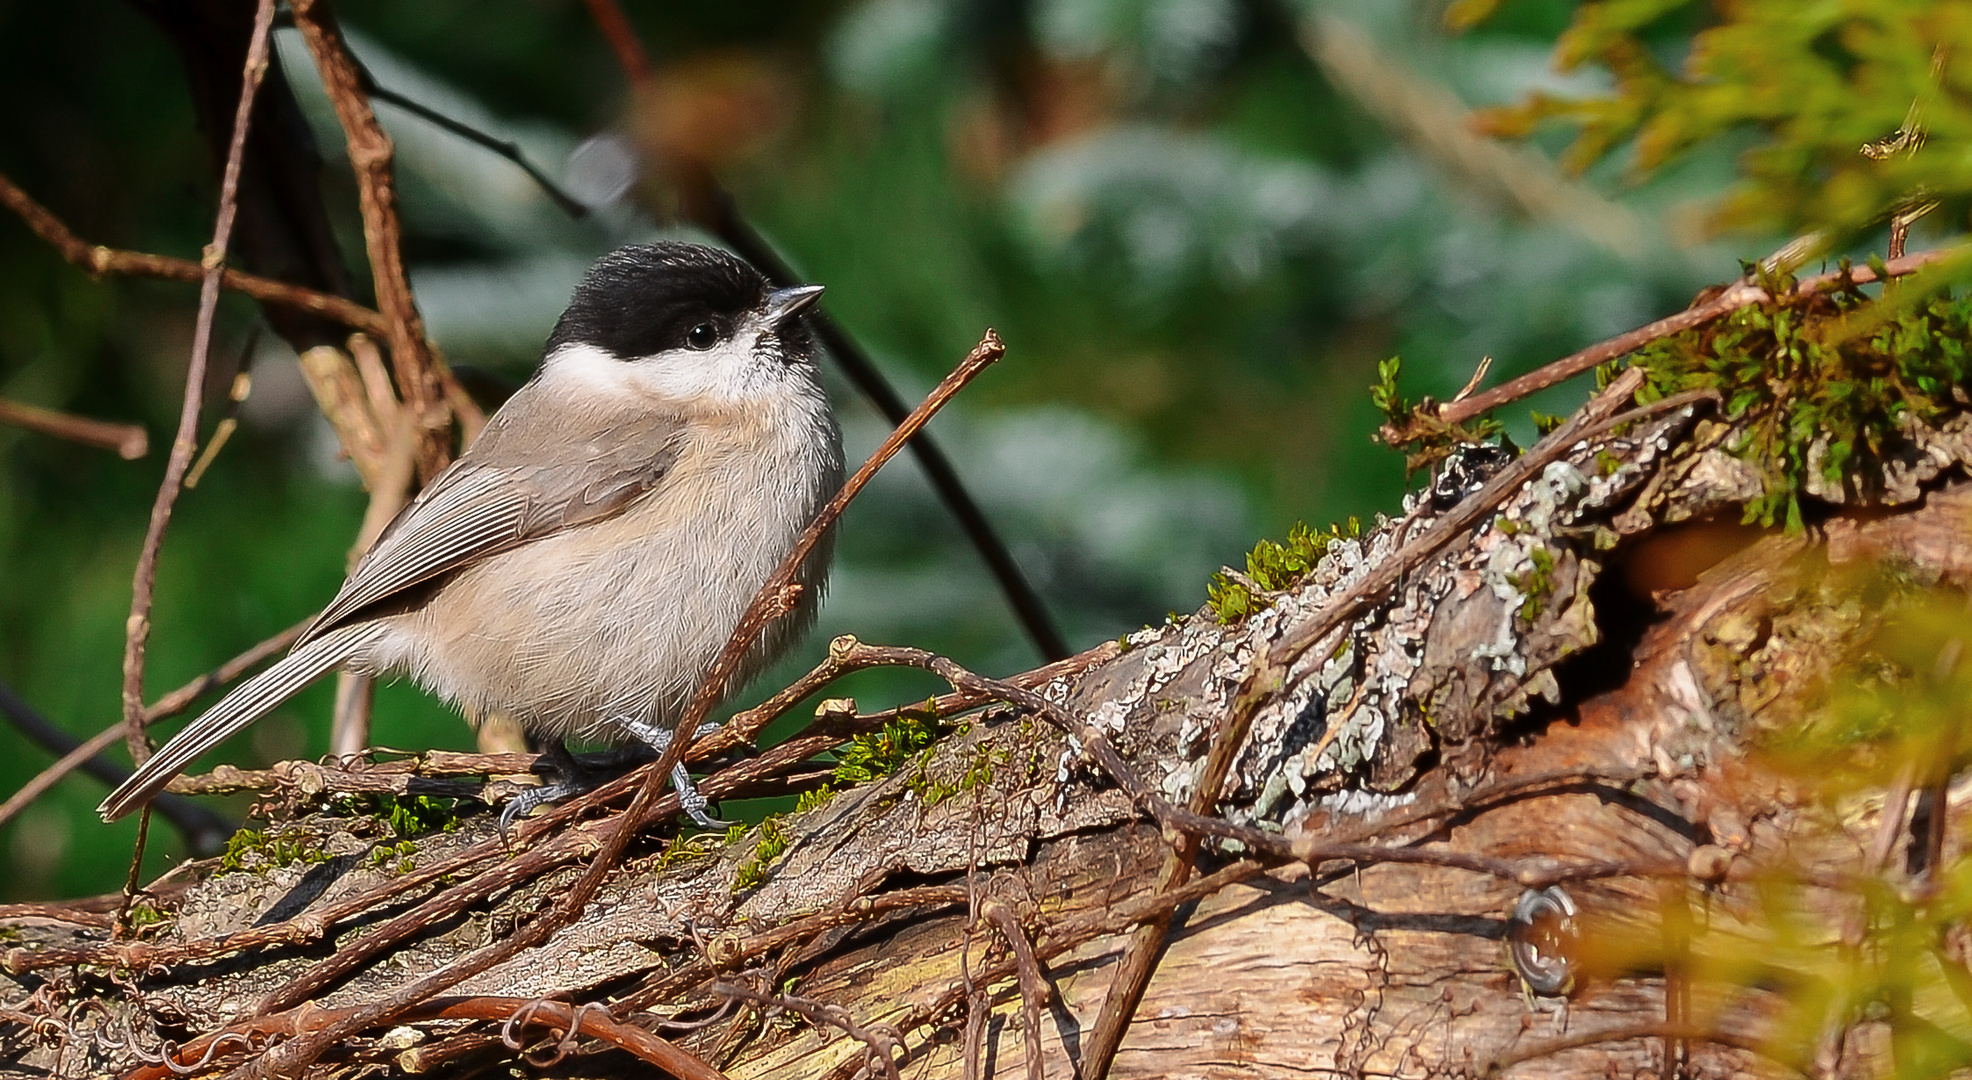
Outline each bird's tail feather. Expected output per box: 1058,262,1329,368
97,624,380,821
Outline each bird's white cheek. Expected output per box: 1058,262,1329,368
627,333,777,403
539,342,640,397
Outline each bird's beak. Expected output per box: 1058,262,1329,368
763,285,825,329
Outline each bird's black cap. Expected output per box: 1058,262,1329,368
546,242,769,360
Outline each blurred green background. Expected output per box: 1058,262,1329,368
0,0,1774,898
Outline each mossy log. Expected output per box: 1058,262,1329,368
6,285,1972,1079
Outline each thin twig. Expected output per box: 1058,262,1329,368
0,398,147,459
582,0,653,82
113,806,157,946
128,996,727,1080
290,0,453,481
697,199,1070,662
0,171,387,337
1080,603,1261,1077
183,324,262,489
696,634,1119,761
0,619,304,834
0,680,232,855
356,73,590,219
119,0,279,771
981,902,1048,1080
825,860,1270,1080
0,904,113,929
222,332,1006,1078
577,0,1068,663
1437,247,1954,426
713,982,905,1080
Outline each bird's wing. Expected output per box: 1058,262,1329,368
97,623,386,820
305,401,689,640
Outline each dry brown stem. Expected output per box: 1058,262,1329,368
0,172,388,337
118,0,279,771
290,0,453,482
0,398,147,459
1437,246,1953,426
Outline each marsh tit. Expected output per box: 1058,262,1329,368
99,242,844,829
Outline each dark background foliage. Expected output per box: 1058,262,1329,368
0,0,1829,897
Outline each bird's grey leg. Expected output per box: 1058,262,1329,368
616,717,731,830
498,739,591,837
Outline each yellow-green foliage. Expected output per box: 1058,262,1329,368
653,831,718,872
1370,354,1506,471
732,815,790,892
832,714,939,785
219,826,329,874
794,785,837,813
368,840,419,874
1508,545,1558,621
1464,0,1972,245
1625,281,1972,531
377,794,461,838
1576,583,1972,1077
1208,519,1361,623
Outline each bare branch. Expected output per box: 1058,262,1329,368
0,171,387,337
0,398,147,459
290,0,454,481
119,0,280,769
1437,247,1955,426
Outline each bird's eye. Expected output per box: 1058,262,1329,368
685,322,718,350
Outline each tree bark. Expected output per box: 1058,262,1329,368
6,364,1972,1078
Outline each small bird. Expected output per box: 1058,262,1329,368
99,242,844,829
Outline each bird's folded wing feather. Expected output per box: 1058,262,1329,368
304,404,688,641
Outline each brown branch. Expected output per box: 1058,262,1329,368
1437,246,1954,426
0,171,387,337
396,884,971,1076
578,0,1068,663
0,905,113,930
1276,366,1647,675
697,633,1120,761
0,619,305,833
679,330,1007,756
981,902,1049,1080
119,0,279,770
582,0,653,83
844,641,1671,894
218,333,1006,1077
713,982,905,1080
1080,621,1259,1076
128,996,727,1080
826,860,1271,1080
290,0,453,482
1481,1022,1796,1077
0,398,147,459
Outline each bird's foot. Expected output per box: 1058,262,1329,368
616,718,733,831
498,740,594,838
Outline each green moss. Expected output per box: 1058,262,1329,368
368,839,419,874
909,740,1008,809
1208,519,1361,624
219,826,329,874
1509,546,1558,621
652,831,718,873
1370,354,1505,471
125,900,167,932
1623,277,1972,532
793,785,837,813
832,712,940,785
732,815,790,892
